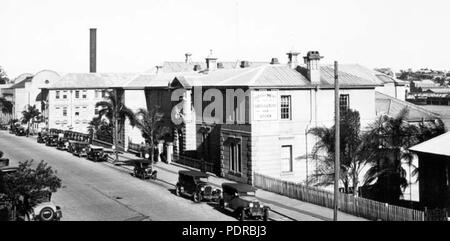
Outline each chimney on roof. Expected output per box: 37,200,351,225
193,64,202,71
156,65,163,74
90,28,97,73
240,61,250,68
270,58,279,65
205,49,218,71
304,51,323,84
185,53,192,63
286,50,300,69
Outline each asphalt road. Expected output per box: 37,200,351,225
0,131,236,221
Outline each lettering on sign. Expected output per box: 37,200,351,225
252,91,278,121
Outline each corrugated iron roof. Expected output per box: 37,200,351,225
178,64,380,88
145,61,269,73
375,91,439,122
48,73,138,89
7,76,33,89
410,131,450,157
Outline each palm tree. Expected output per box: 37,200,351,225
134,106,170,165
95,90,136,163
21,105,40,136
308,109,369,195
363,108,445,203
0,97,13,123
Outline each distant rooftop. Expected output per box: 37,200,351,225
410,132,450,157
376,91,439,122
48,73,138,89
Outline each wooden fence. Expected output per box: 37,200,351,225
253,172,425,221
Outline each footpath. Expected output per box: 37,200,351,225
106,151,367,221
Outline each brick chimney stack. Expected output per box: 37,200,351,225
286,50,300,69
185,52,192,63
304,51,323,84
205,49,218,71
90,28,97,73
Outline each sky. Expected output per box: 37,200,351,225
1,0,450,78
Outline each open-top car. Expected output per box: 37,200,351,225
56,137,69,150
219,183,269,221
175,170,221,203
86,145,108,162
72,141,89,157
45,134,59,146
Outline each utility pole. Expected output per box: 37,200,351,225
333,61,340,221
114,89,119,164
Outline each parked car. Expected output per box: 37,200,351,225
0,167,62,221
0,124,8,130
45,134,59,146
72,141,89,157
37,132,48,143
219,183,269,221
15,127,26,136
56,138,69,151
86,145,108,162
175,170,221,203
121,158,157,180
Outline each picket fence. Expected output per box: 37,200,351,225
253,172,424,221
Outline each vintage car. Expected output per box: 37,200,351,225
56,137,70,150
15,126,26,136
0,167,62,221
72,141,90,157
175,170,221,203
219,183,269,221
45,134,59,146
122,158,157,180
86,145,108,162
0,124,8,130
37,132,48,143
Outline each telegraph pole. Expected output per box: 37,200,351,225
333,61,340,221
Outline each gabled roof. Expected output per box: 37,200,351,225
335,64,406,86
7,76,33,89
145,61,269,73
410,132,450,157
48,73,138,89
125,72,199,89
375,91,439,122
173,64,380,89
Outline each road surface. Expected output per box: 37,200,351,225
0,131,236,221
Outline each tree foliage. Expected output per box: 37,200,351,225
0,66,9,85
135,106,170,162
308,109,368,195
95,90,137,132
362,108,445,203
1,160,62,212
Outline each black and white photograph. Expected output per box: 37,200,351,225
0,0,449,232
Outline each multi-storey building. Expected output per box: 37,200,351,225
44,73,136,134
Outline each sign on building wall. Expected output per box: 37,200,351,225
252,90,278,121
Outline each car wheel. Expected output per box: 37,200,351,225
175,185,181,196
219,199,225,209
39,207,56,221
263,209,269,221
239,209,246,221
151,171,157,180
193,192,202,203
